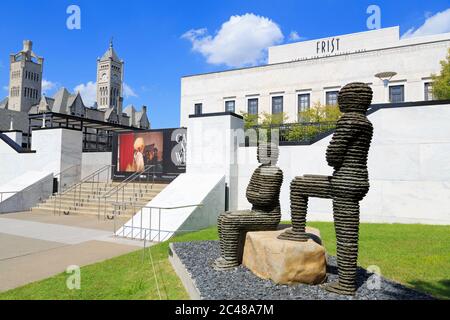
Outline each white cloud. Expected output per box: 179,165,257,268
74,81,138,106
402,8,450,38
123,83,138,98
182,13,284,67
42,79,58,94
74,81,97,107
288,31,301,41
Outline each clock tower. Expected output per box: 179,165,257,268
96,40,124,114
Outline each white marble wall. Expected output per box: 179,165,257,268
81,152,112,181
0,171,53,213
236,104,450,225
0,128,83,211
3,131,22,146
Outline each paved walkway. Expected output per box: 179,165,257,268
0,211,145,292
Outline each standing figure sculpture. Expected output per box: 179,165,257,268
278,82,374,295
213,142,283,270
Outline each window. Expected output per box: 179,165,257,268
389,85,405,103
272,96,283,115
194,103,202,115
326,91,339,106
424,83,434,101
298,93,311,122
225,100,235,113
247,98,258,115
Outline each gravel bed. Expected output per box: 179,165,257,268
172,241,434,300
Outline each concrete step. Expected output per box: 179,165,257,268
32,180,168,217
42,190,161,203
36,199,154,211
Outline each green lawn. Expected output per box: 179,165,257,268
0,223,449,300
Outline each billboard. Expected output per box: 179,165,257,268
112,128,186,182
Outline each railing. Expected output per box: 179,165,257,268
246,121,337,145
53,165,115,215
98,165,156,220
112,203,203,243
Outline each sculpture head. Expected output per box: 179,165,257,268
338,82,373,114
257,142,279,165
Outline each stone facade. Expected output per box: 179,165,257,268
7,40,43,113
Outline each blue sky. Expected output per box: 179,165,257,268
0,0,449,128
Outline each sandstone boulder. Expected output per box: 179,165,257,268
242,227,327,285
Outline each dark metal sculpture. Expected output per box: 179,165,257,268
278,82,374,295
213,142,283,270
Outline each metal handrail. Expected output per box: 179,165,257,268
53,165,115,216
113,203,203,243
98,165,155,219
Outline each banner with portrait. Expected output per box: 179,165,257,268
111,128,187,182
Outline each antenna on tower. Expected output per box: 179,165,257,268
110,37,114,48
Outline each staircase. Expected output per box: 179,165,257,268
33,181,168,217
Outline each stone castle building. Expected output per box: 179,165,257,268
7,40,44,113
0,40,150,131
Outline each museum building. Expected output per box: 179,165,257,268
180,26,450,127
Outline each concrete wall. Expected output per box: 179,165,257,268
236,104,450,225
81,152,112,180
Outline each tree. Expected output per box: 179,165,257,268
432,48,450,100
240,112,259,130
260,112,289,126
299,101,341,123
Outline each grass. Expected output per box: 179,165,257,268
0,222,449,300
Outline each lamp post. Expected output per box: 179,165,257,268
375,72,397,103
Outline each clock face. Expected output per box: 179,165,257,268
101,73,107,81
112,74,119,82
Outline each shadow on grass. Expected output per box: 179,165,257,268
408,279,450,300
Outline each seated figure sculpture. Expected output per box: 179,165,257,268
213,142,283,270
278,82,374,295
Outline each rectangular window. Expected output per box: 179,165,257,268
225,100,235,113
325,91,339,106
247,98,258,115
272,96,283,115
298,93,311,122
194,103,202,115
424,82,434,101
389,85,405,103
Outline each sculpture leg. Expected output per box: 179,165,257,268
277,192,309,242
213,214,242,270
279,176,331,242
323,198,360,295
